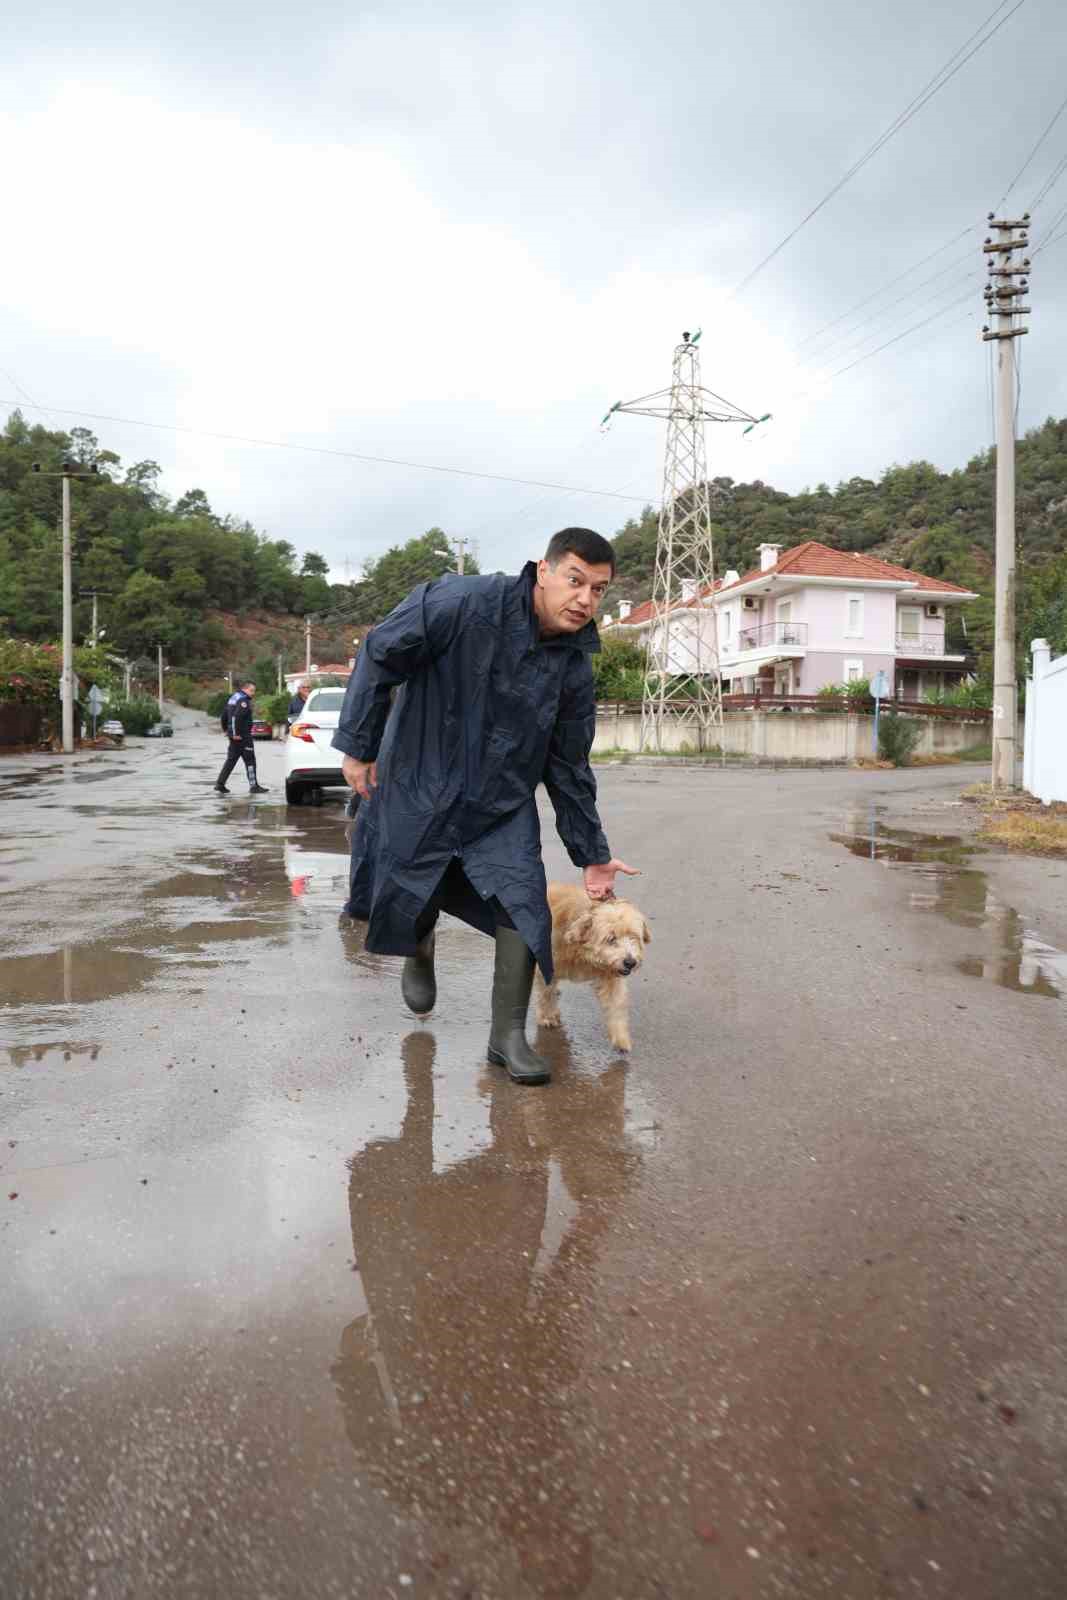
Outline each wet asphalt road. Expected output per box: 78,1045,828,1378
2,713,1067,1599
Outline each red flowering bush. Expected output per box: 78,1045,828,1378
0,639,61,704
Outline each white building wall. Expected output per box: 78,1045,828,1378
1024,639,1067,804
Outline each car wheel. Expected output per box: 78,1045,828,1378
310,786,323,807
285,781,304,805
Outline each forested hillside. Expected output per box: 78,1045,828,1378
3,407,1065,685
609,416,1067,666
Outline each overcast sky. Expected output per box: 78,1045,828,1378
2,0,1065,579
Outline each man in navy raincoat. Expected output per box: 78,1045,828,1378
332,528,637,1086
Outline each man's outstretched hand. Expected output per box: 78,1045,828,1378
583,859,640,902
342,755,378,801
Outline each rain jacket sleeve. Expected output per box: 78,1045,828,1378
543,660,611,869
331,579,465,763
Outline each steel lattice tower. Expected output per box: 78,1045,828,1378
605,331,766,753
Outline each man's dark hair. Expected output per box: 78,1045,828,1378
241,680,255,690
544,527,616,577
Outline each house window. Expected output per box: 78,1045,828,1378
845,595,864,637
899,606,921,640
844,658,864,683
721,607,733,643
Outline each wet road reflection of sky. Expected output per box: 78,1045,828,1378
832,810,1065,999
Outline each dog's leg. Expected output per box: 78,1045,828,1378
595,977,631,1052
535,973,562,1028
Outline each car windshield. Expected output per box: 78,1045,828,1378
306,690,345,713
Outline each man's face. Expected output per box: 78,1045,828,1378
244,683,255,695
535,554,613,635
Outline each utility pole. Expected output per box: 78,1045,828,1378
79,588,112,647
453,536,468,575
982,213,1032,792
31,458,100,754
304,615,312,676
157,643,165,717
604,332,767,754
276,652,283,692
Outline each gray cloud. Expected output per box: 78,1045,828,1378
3,0,1064,576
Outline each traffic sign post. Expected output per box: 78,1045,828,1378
870,670,891,755
87,684,105,740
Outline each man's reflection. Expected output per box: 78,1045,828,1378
332,1031,640,1595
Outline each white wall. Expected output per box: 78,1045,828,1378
593,708,990,761
1024,640,1067,804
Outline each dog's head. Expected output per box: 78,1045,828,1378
564,897,651,977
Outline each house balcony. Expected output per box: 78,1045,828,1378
720,621,808,668
895,632,973,664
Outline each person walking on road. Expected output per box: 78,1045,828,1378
214,680,270,795
332,527,637,1087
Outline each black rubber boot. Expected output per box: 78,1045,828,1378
213,783,229,794
487,926,550,1086
249,783,269,794
401,932,437,1016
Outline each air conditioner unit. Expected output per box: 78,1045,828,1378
742,596,759,611
924,603,942,618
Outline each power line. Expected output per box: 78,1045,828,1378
0,398,655,506
1030,149,1067,210
791,225,977,352
730,0,1027,297
796,247,979,368
996,87,1067,208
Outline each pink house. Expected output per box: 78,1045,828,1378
602,541,978,701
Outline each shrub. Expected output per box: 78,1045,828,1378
593,637,648,701
106,697,164,735
261,690,292,726
166,673,212,709
877,710,923,767
816,682,847,712
205,690,230,718
0,638,60,704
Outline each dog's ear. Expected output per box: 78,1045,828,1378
564,910,595,946
641,917,652,945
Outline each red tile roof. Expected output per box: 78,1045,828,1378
609,541,975,625
717,540,976,594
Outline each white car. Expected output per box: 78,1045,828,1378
284,687,354,806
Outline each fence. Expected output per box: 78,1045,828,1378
1023,639,1067,804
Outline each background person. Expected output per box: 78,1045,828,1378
215,680,269,795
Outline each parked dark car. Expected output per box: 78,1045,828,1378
251,720,273,741
146,721,174,738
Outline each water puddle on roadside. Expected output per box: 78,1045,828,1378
831,815,1064,999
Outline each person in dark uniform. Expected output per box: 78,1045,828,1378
332,527,637,1087
214,680,269,795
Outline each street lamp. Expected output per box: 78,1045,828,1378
32,460,100,754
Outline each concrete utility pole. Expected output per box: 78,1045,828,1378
31,458,100,754
982,214,1032,792
276,652,283,692
157,643,165,717
80,588,112,647
304,615,312,676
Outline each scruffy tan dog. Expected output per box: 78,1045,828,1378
534,882,651,1052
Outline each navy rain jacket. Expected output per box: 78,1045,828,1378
331,563,611,981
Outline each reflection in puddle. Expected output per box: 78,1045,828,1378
5,1040,102,1067
332,1030,644,1594
832,814,1063,998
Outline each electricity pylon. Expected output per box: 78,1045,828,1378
603,331,767,753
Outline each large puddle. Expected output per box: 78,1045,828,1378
831,814,1065,998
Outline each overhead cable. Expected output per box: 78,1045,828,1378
996,87,1067,208
730,0,1028,297
0,399,655,505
